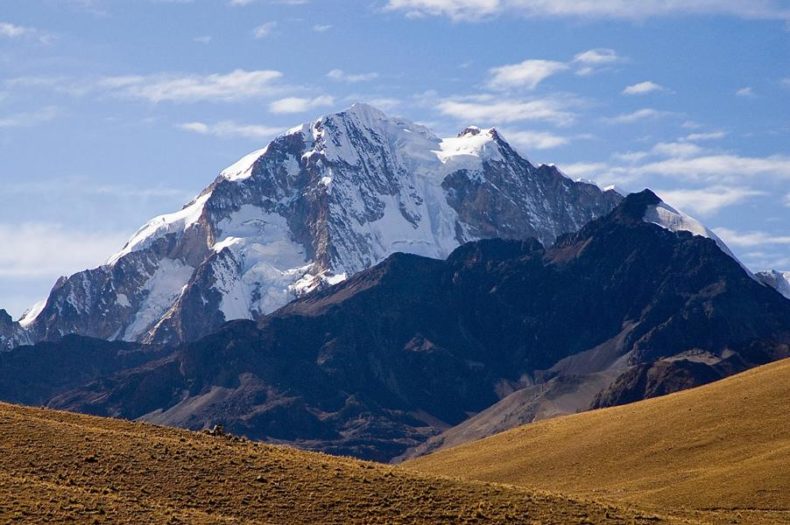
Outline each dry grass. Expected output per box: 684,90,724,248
408,358,790,524
0,402,685,524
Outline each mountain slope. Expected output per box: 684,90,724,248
407,358,790,522
41,190,790,462
12,103,620,349
0,402,679,525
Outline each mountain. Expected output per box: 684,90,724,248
35,190,790,462
9,103,620,350
756,269,790,300
0,309,31,351
0,403,682,525
406,358,790,524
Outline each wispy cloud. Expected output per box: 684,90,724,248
499,129,570,150
656,186,765,216
327,69,379,83
177,120,282,139
253,21,277,38
0,223,127,278
0,21,52,43
0,106,60,128
312,24,332,32
713,227,790,248
437,96,577,126
685,130,727,141
623,80,665,95
605,108,669,124
100,69,284,102
385,0,790,22
487,59,568,90
572,48,621,76
269,95,334,114
650,141,702,158
736,86,755,97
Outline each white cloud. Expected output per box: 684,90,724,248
100,69,284,103
558,162,610,179
656,186,765,216
499,129,569,150
0,223,127,278
685,130,726,141
0,106,60,128
651,141,703,158
269,95,334,114
713,227,790,248
487,59,568,90
253,21,277,38
193,35,212,44
623,81,665,95
736,86,755,97
177,120,282,139
312,24,332,32
385,0,790,21
437,96,576,126
326,69,379,83
605,108,668,124
0,22,32,38
634,154,790,181
572,48,621,76
573,48,619,65
0,21,51,43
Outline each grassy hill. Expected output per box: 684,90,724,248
408,358,790,524
0,402,681,524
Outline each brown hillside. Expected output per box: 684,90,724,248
0,402,679,524
408,358,790,523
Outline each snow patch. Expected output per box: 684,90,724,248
211,205,310,320
109,193,210,265
116,293,131,308
18,299,46,328
643,201,749,274
123,258,193,341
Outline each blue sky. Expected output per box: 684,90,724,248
1,0,789,317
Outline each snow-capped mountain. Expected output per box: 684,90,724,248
13,103,622,347
756,270,790,300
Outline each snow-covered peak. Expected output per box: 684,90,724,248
220,147,268,181
643,200,747,272
436,127,504,165
756,270,790,300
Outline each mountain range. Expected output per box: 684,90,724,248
2,189,788,461
0,104,788,463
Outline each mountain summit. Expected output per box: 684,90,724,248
12,103,621,347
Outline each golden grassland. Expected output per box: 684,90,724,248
0,402,687,524
408,358,790,524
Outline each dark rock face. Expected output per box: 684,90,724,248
0,309,29,351
34,191,790,462
14,104,621,350
0,335,167,406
